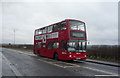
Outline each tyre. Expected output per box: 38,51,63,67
37,50,41,56
54,53,58,60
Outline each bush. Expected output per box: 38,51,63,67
87,45,119,62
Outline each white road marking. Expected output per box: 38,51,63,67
95,75,119,76
38,58,118,76
82,66,118,75
39,58,118,76
42,58,80,67
40,58,117,76
2,53,22,76
38,59,65,68
38,59,80,68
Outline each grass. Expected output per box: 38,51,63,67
88,56,120,63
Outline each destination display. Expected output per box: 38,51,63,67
70,31,85,38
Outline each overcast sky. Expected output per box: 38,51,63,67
1,0,118,45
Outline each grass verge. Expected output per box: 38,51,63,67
88,56,120,63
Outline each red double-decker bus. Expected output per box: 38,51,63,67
34,19,87,61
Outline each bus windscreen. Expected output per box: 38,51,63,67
69,20,85,31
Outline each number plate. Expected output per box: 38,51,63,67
76,58,81,60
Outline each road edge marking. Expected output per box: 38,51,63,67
95,75,119,76
82,66,118,75
2,53,22,76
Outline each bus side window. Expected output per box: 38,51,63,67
53,41,59,49
36,42,41,48
42,43,46,48
53,23,60,32
61,41,67,50
35,30,39,35
35,42,38,48
60,21,66,30
47,25,53,33
42,27,46,34
35,42,41,48
48,42,53,49
38,29,42,34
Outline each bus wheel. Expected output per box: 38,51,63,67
54,53,58,60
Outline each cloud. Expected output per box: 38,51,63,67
2,2,118,45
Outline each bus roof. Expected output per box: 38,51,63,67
35,19,84,31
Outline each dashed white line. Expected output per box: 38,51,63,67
38,58,80,68
41,58,80,68
38,58,118,76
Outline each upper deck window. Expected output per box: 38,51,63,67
42,28,46,34
69,20,85,31
53,23,60,32
47,25,53,33
60,21,66,30
35,30,39,35
53,21,67,32
38,29,42,34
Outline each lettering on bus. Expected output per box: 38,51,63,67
43,35,46,43
35,35,43,40
35,32,58,41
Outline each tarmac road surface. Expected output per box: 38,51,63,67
1,48,119,78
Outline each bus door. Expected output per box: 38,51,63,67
60,40,67,59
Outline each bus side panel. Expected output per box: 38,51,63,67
46,49,54,58
58,51,69,60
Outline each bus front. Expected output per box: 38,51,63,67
66,19,87,60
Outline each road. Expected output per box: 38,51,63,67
1,48,119,77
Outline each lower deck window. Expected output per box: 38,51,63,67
48,41,59,49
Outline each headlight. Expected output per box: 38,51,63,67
69,55,72,57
